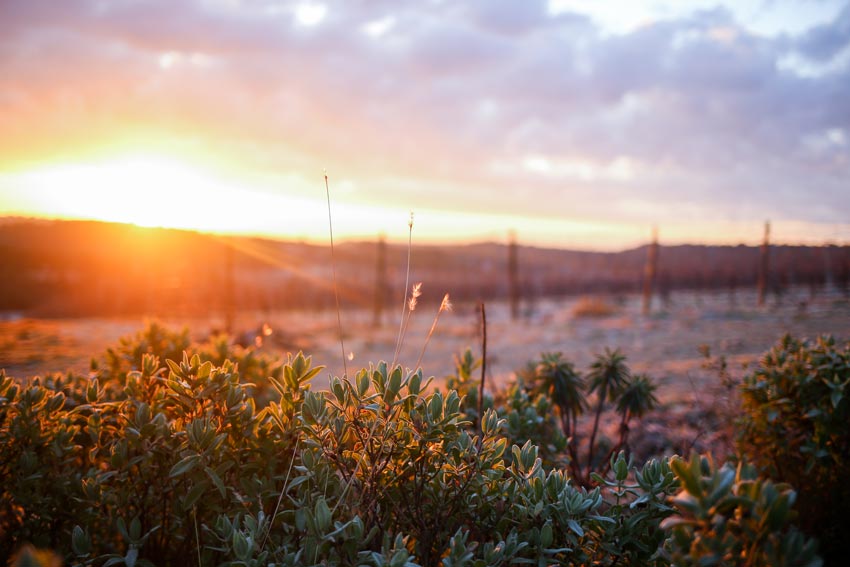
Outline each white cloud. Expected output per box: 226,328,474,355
1,0,849,245
294,2,327,27
362,15,395,38
521,155,637,182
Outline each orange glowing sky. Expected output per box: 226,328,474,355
1,0,848,250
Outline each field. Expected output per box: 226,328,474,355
4,282,849,565
4,285,848,457
5,286,847,384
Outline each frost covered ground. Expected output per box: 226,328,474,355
3,286,848,459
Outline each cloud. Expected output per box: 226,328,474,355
796,3,850,60
0,0,848,242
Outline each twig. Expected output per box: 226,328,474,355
478,302,487,436
398,283,422,363
324,174,348,378
260,436,300,552
414,293,451,370
193,506,202,567
392,212,414,369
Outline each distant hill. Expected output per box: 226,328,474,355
0,218,847,317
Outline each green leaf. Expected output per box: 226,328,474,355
540,522,553,547
72,525,91,556
357,371,370,397
315,497,332,532
169,454,201,477
671,457,701,497
166,359,183,378
129,516,141,541
116,517,130,542
830,388,842,409
197,360,213,379
205,466,227,498
183,481,209,510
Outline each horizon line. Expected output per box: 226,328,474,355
2,214,848,254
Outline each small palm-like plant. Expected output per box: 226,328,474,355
517,349,658,486
531,353,586,438
616,374,658,429
595,374,659,477
525,353,586,478
586,348,630,480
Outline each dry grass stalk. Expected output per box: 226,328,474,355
392,212,414,369
414,293,452,371
324,174,348,378
392,282,422,369
478,302,487,437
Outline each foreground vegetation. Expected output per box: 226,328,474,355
2,323,846,566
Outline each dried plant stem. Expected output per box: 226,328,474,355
392,214,414,369
193,506,202,567
333,416,380,515
395,283,421,365
478,302,487,435
260,436,299,552
325,174,348,378
415,294,451,370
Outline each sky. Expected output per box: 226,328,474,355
0,0,848,250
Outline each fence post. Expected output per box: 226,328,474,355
508,231,520,320
757,221,770,307
642,227,659,315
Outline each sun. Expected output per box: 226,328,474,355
1,154,248,232
0,152,408,242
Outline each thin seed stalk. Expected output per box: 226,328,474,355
392,213,414,369
324,174,348,378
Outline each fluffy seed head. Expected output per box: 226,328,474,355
440,293,452,312
408,282,422,311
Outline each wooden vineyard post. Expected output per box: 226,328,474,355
822,244,833,292
508,231,520,320
642,226,659,316
373,234,387,328
757,221,770,307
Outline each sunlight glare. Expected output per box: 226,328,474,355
0,155,300,234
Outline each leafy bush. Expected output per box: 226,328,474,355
447,348,568,469
663,454,821,567
102,321,191,381
0,370,85,558
0,349,305,565
0,324,822,566
520,349,658,485
98,321,281,403
737,334,850,565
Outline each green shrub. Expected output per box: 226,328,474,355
0,371,85,559
102,321,191,381
2,352,676,566
0,324,822,566
98,321,281,403
519,349,658,485
446,348,569,469
737,334,850,565
662,454,821,567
